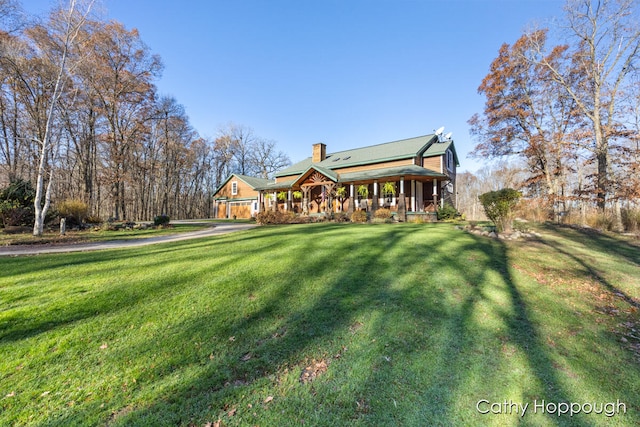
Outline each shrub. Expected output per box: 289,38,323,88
154,214,171,226
332,212,350,222
57,199,89,227
590,212,614,231
0,200,28,228
351,210,368,223
255,210,295,225
622,208,640,232
437,203,458,220
85,215,102,224
0,179,35,227
373,208,392,220
478,188,522,233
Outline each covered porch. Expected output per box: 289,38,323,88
256,165,453,221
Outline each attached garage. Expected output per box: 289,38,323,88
212,174,270,219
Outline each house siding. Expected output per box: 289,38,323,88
333,159,415,176
422,156,442,173
215,178,260,219
216,179,258,199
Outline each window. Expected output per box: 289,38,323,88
231,181,238,195
446,150,454,171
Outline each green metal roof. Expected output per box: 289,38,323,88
339,165,447,182
213,173,273,196
276,134,439,177
423,140,460,167
256,165,447,191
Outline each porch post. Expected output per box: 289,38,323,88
287,189,292,212
273,191,278,212
411,180,416,212
372,180,379,213
347,183,354,216
432,178,438,211
302,187,309,215
398,176,406,222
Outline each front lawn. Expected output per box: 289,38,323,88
0,223,638,426
0,222,215,246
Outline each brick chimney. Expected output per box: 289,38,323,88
312,143,326,163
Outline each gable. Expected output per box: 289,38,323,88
213,174,272,200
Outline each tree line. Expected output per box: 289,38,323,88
0,0,289,234
468,0,640,232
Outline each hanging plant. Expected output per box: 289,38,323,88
292,190,303,200
277,191,288,201
382,182,396,196
357,185,369,198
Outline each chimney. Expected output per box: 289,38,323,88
312,143,326,163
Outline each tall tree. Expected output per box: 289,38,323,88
469,30,578,217
532,0,640,216
250,137,290,179
87,20,162,219
22,0,95,236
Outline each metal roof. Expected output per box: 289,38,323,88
276,134,439,177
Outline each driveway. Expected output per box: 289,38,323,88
0,222,257,257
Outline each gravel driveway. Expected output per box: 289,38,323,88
0,222,257,257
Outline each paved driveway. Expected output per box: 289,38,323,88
0,223,257,257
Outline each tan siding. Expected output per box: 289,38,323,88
422,156,442,173
216,178,259,199
275,174,299,184
335,159,414,175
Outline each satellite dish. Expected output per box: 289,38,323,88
435,126,445,136
444,132,453,140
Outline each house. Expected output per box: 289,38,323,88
212,133,459,221
212,174,272,219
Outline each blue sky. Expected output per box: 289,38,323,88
24,0,566,172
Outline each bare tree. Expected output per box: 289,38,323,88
531,0,640,225
0,0,25,35
250,138,290,179
26,0,95,236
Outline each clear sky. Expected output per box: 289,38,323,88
23,0,566,172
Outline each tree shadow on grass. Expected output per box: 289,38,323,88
541,224,640,267
351,231,590,426
17,224,634,426
0,237,260,344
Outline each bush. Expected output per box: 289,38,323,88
351,210,368,223
373,208,392,220
0,179,35,227
332,212,350,222
154,214,171,226
478,188,522,233
255,210,295,225
57,199,89,227
590,212,614,231
437,203,458,221
85,215,102,224
622,208,640,232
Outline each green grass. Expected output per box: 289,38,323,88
0,223,214,246
0,223,638,426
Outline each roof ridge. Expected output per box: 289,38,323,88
325,134,434,157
